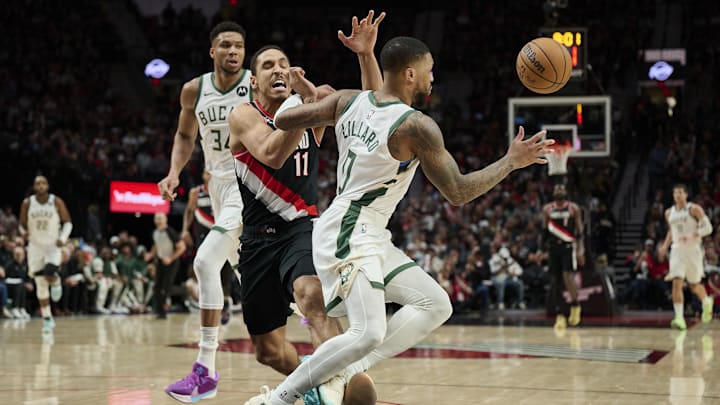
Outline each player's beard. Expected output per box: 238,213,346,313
412,90,430,110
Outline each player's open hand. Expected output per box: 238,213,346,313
338,10,386,55
288,67,318,103
158,174,179,201
506,126,554,169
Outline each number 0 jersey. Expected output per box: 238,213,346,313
233,100,319,226
195,71,252,180
332,91,418,221
27,194,61,246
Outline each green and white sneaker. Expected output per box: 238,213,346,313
671,316,687,330
702,300,714,324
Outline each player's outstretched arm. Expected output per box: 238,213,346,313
158,79,200,201
275,89,361,131
408,115,552,206
339,10,386,91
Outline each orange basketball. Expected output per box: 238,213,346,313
516,37,572,94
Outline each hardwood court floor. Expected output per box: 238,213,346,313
1,311,718,404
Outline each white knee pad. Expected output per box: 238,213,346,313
195,230,237,309
35,276,50,301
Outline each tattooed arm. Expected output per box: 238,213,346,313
274,89,361,131
404,113,552,206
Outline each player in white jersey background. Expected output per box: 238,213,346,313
247,36,552,405
158,21,250,403
18,175,73,334
658,183,714,330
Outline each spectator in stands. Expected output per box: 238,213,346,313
623,240,652,309
464,251,491,312
591,202,615,261
0,206,18,236
133,244,153,310
91,246,118,314
489,246,526,310
4,246,31,319
61,247,92,314
705,269,720,316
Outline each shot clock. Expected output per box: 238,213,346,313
538,27,587,80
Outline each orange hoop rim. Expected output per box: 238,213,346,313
547,143,574,156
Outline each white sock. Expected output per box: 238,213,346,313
41,305,52,319
674,303,684,318
197,326,219,374
271,386,300,405
704,296,713,306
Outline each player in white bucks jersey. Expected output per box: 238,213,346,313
659,183,714,329
241,12,387,405
160,22,250,402
253,36,552,405
19,176,73,333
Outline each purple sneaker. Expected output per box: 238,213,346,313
165,362,218,403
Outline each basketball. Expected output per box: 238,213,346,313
516,37,573,94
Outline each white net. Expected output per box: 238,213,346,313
546,145,572,176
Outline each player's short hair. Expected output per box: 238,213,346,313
672,183,688,193
249,45,285,75
209,21,246,44
380,36,431,73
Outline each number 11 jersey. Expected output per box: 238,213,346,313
233,100,319,226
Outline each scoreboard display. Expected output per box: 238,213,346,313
538,27,587,80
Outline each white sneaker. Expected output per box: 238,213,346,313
42,317,56,333
10,308,23,319
498,303,505,310
19,308,31,320
3,307,13,318
244,385,273,405
519,302,526,310
318,375,345,405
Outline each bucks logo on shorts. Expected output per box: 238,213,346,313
339,262,355,286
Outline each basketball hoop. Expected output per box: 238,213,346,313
546,143,573,176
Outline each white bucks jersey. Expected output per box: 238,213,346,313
27,194,61,245
669,203,700,247
334,90,418,220
195,71,252,179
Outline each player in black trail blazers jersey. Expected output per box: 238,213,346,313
543,183,585,329
230,11,385,405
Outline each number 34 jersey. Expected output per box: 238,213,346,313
233,100,319,226
195,71,252,180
